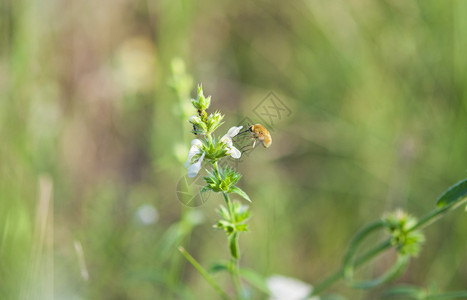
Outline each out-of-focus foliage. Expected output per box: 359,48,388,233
0,0,466,299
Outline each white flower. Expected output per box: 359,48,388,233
185,139,205,178
189,115,201,124
267,275,319,300
220,126,243,159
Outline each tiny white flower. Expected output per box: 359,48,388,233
185,139,203,167
220,126,243,159
187,152,205,177
189,115,201,124
185,139,205,178
267,275,319,300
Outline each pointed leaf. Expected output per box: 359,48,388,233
436,178,467,208
229,232,239,259
216,205,230,220
200,186,211,193
209,261,230,274
230,186,251,202
235,224,248,232
383,285,424,298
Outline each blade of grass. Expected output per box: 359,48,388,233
178,246,231,300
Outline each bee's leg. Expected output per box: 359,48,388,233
238,139,255,156
239,144,252,151
238,137,255,151
240,146,253,155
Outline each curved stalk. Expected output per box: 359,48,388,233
178,246,230,300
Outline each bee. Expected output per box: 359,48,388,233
248,124,272,148
234,123,271,150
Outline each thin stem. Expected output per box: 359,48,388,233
206,133,213,144
178,246,231,300
222,192,244,298
428,291,467,299
408,198,467,232
223,192,235,222
312,198,467,296
310,240,392,296
230,258,244,299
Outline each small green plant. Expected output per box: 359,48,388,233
180,85,252,299
310,178,467,298
179,84,467,300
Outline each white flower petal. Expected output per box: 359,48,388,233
226,126,243,138
187,153,205,178
220,136,233,147
221,126,242,148
267,275,317,300
185,139,203,167
191,139,203,147
189,115,202,124
229,146,242,159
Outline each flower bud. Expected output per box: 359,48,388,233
191,84,211,110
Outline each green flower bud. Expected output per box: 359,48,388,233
383,210,425,257
191,84,211,110
205,112,224,134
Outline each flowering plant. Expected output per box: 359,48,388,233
178,84,467,300
180,85,252,298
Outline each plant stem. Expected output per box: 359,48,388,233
223,192,235,222
408,198,467,232
312,197,467,296
222,192,244,298
230,258,244,299
311,240,392,296
178,246,231,300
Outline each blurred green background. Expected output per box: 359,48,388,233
1,0,466,299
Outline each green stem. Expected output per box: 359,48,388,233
178,246,231,300
428,291,467,299
222,192,244,298
311,181,467,297
206,133,213,145
408,198,467,232
230,258,244,299
312,198,467,297
310,240,392,296
223,192,235,223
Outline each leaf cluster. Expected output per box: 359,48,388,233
214,201,250,235
202,165,251,202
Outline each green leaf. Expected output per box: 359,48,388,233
215,220,235,234
234,204,250,222
436,178,467,208
209,261,230,274
229,232,239,259
200,186,211,193
235,224,248,232
216,205,230,220
230,186,251,202
383,285,424,298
